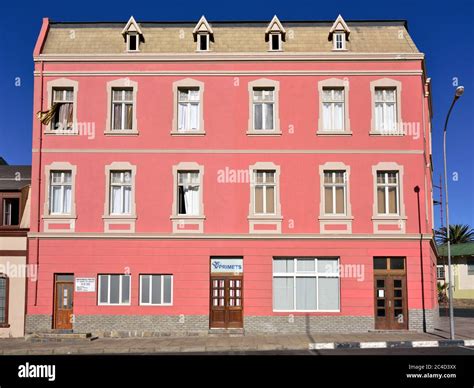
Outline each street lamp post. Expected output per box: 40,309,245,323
443,85,464,340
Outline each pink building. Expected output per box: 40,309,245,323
26,15,438,335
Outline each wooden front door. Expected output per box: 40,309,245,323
53,275,74,330
374,257,408,330
210,276,243,329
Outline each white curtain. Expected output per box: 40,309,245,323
386,103,396,132
296,277,317,310
273,277,294,310
375,103,383,131
190,103,199,130
63,186,71,213
264,103,273,129
323,103,331,130
178,103,187,130
123,186,131,214
111,186,122,214
254,104,262,129
184,186,199,215
318,277,339,310
334,103,343,130
51,186,61,213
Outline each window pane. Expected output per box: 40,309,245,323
0,278,6,323
388,187,397,214
296,277,317,310
390,258,405,270
265,172,275,183
254,104,263,129
273,277,294,310
377,188,386,214
264,103,274,129
255,186,263,213
141,275,150,304
99,276,109,304
324,187,333,214
109,275,120,304
335,187,345,214
178,103,187,130
376,172,385,184
296,259,315,272
163,275,172,304
265,186,275,213
121,276,130,304
318,259,338,274
374,258,387,270
50,186,61,213
151,275,162,304
322,103,332,130
63,186,72,214
274,259,294,273
318,277,339,310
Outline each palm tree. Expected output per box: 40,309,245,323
435,224,474,245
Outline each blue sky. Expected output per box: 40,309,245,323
0,0,473,229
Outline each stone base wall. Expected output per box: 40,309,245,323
408,309,439,332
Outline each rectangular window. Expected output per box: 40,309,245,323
198,34,208,51
253,88,275,130
468,259,474,276
110,171,132,215
254,170,276,215
322,88,344,131
49,171,72,215
140,275,173,305
271,34,281,50
111,88,133,130
334,33,344,50
128,34,138,51
0,276,8,325
374,87,397,132
436,265,445,279
376,171,399,215
2,198,20,226
98,274,131,305
178,88,200,131
273,258,340,311
51,88,74,131
177,171,200,216
323,171,346,215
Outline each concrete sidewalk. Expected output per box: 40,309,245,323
0,317,471,355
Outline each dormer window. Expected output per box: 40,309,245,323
334,32,345,50
329,15,350,52
266,16,285,52
193,16,213,52
122,16,144,53
270,33,281,51
127,33,139,52
198,33,209,51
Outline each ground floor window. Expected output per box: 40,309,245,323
98,274,131,305
0,275,8,326
273,258,340,311
436,265,445,280
140,274,173,305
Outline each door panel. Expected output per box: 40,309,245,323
374,274,407,330
54,281,74,330
210,276,243,329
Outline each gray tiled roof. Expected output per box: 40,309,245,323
41,20,419,54
0,166,31,191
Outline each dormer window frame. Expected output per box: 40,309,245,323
269,32,283,51
127,32,140,52
333,32,346,51
197,32,210,52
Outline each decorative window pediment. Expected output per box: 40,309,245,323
265,15,286,51
122,16,144,52
193,16,213,51
329,14,350,50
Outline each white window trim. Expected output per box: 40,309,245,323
272,258,341,312
317,78,351,135
372,162,407,233
376,172,400,216
248,162,282,221
247,79,281,135
139,274,174,306
126,33,140,52
43,162,77,220
45,78,79,135
103,162,137,220
196,33,210,52
171,79,205,135
333,32,346,50
269,33,283,51
98,274,132,306
370,78,403,135
105,79,138,135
